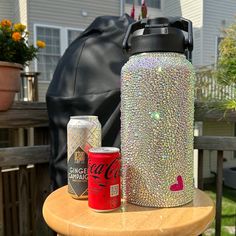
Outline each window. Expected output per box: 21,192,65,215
137,0,161,9
68,29,81,45
35,25,83,81
35,26,61,81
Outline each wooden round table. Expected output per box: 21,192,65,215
43,186,215,236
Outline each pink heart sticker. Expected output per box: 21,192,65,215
170,175,184,191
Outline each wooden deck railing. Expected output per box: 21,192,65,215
0,146,52,236
195,68,236,101
194,136,236,236
0,102,52,236
0,101,236,236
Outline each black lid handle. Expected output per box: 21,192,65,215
123,17,193,53
169,17,193,52
123,18,148,51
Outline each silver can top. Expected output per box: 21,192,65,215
70,115,98,120
89,147,120,154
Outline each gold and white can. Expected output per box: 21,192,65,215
67,116,101,199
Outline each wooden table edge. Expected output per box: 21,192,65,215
43,186,215,236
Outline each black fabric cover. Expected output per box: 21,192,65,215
46,15,133,189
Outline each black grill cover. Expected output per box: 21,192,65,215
46,15,133,189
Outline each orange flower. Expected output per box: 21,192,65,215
13,23,26,32
1,19,12,28
36,40,46,48
12,32,22,41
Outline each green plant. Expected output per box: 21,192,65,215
0,19,45,66
214,20,236,111
216,23,236,85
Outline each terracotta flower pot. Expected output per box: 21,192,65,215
0,61,23,111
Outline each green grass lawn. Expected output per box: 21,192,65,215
203,184,236,236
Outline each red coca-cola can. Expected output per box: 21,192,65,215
88,147,121,212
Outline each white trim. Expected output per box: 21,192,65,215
200,0,204,66
34,23,63,29
120,0,125,16
66,26,84,32
61,27,67,55
161,0,164,12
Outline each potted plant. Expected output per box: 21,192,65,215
0,19,45,111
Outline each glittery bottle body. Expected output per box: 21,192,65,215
121,53,195,207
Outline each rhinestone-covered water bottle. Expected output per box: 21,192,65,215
121,17,195,207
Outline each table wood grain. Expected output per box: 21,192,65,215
43,186,215,236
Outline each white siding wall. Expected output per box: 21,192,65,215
202,0,236,66
163,0,203,66
178,0,203,28
163,0,203,27
0,0,14,19
202,121,235,178
18,0,28,25
0,0,27,29
27,0,120,101
13,0,20,22
163,0,182,17
0,0,27,23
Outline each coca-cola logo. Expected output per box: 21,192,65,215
89,157,120,180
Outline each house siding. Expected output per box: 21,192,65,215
163,0,182,19
0,0,27,28
202,0,236,66
28,0,120,37
0,0,14,19
13,0,20,22
163,0,203,27
26,0,120,101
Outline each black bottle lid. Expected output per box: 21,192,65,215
123,17,193,60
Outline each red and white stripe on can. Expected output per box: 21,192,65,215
88,147,121,212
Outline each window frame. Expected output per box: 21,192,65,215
34,24,83,82
215,36,224,65
67,27,84,45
